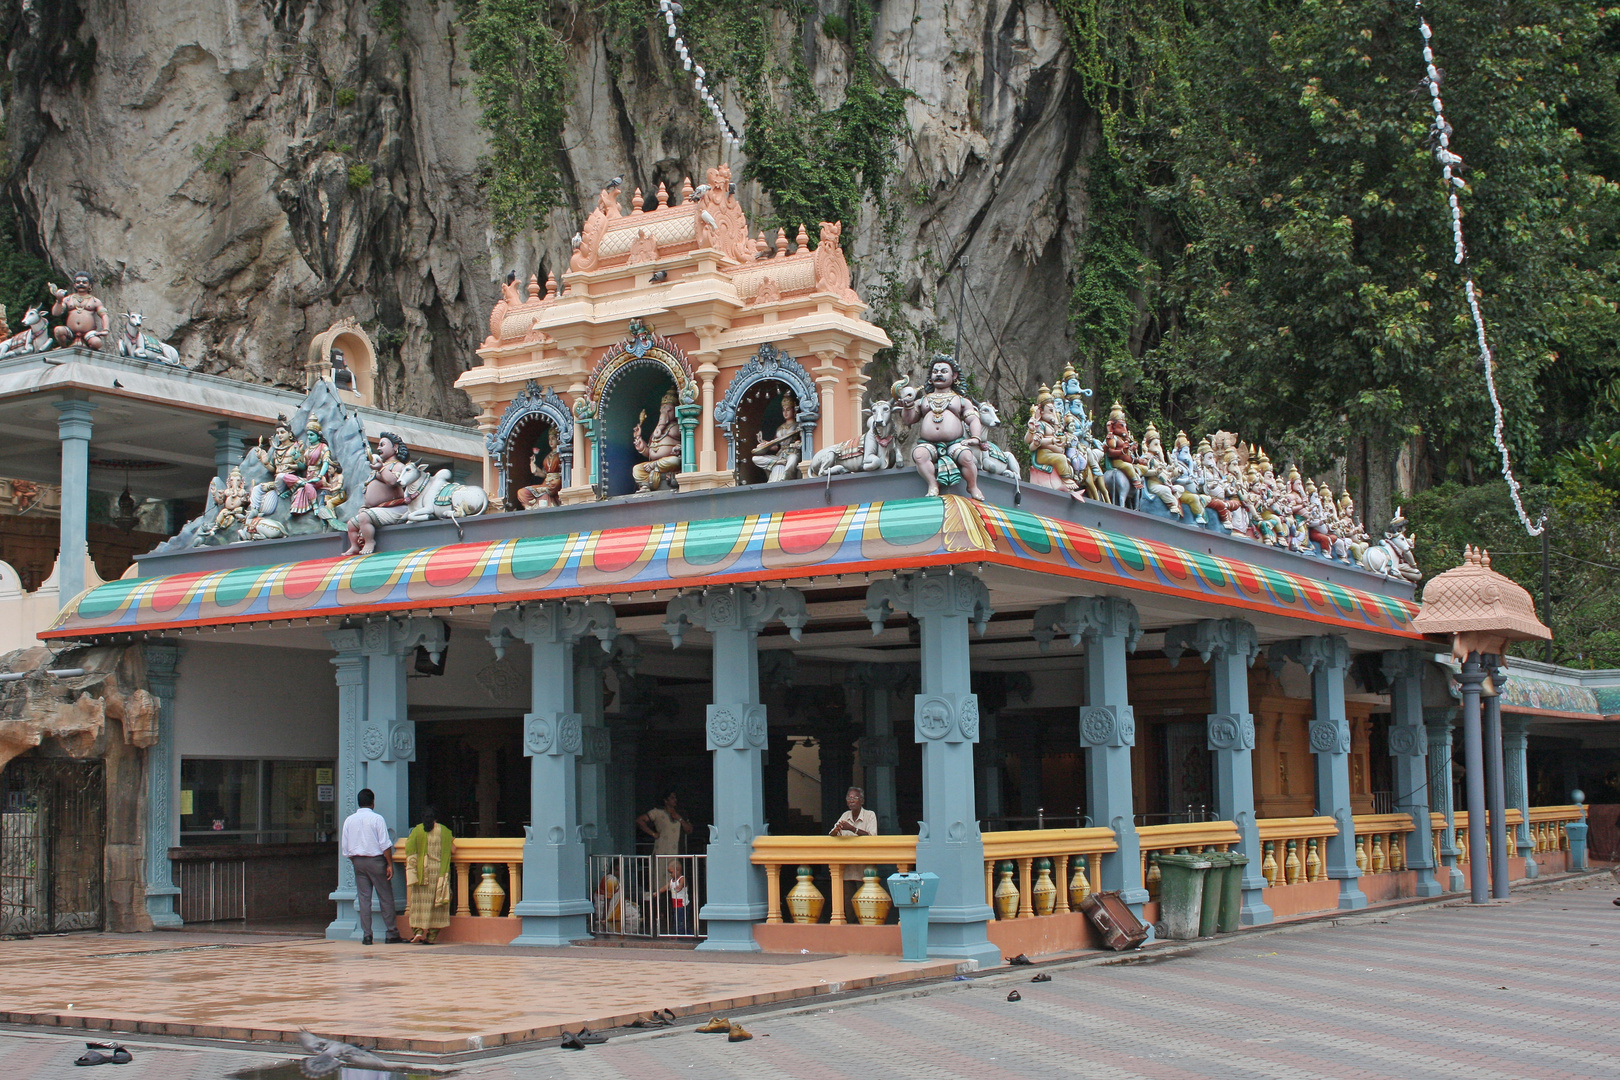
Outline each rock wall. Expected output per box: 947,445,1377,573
3,0,1095,423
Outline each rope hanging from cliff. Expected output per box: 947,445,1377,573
659,1,743,150
1414,2,1543,537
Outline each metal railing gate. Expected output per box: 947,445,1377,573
588,853,705,940
1,759,105,935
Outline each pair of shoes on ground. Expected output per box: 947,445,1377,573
361,934,405,945
559,1027,610,1050
695,1016,753,1041
629,1009,679,1028
74,1042,131,1066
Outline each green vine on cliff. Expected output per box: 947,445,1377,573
0,207,53,333
458,0,571,235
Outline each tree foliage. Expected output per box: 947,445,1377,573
0,206,53,333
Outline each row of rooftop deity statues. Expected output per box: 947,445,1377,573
0,272,181,364
1020,363,1421,580
162,379,491,556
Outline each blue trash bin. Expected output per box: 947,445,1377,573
887,872,939,962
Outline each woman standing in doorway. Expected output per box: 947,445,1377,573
637,789,694,861
404,807,453,944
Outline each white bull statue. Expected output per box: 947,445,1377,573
395,460,489,528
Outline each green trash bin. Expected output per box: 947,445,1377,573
1198,852,1233,937
1217,852,1249,934
1153,852,1212,940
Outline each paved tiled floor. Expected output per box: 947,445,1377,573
2,876,1616,1079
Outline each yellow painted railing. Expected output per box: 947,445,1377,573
1256,816,1337,885
1527,805,1582,855
391,837,524,917
981,827,1119,920
749,835,917,925
1137,821,1240,900
1352,813,1416,875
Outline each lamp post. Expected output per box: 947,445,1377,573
1410,546,1551,903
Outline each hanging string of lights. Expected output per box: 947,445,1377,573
658,1,743,150
1415,2,1544,537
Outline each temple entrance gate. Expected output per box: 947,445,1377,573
1,758,105,934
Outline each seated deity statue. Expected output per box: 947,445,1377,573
895,354,986,500
1024,387,1080,492
516,426,564,508
632,386,682,492
751,391,804,482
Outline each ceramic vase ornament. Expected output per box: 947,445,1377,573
994,862,1020,920
1285,839,1302,885
1068,855,1091,909
786,865,824,924
473,866,506,918
851,867,892,926
1032,858,1057,917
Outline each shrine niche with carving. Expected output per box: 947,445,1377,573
455,169,891,505
714,344,819,485
585,321,697,498
488,381,574,510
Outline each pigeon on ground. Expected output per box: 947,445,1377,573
295,1029,394,1077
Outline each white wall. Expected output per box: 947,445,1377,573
175,641,338,758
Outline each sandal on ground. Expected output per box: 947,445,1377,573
73,1051,111,1067
629,1016,669,1028
86,1043,131,1064
573,1028,609,1044
411,932,426,944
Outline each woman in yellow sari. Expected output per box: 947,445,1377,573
404,807,453,943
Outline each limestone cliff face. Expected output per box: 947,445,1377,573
3,0,1093,423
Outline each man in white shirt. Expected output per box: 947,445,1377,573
829,786,880,915
339,788,401,945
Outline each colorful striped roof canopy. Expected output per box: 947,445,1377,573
42,496,1420,640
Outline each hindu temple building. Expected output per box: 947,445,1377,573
9,174,1609,956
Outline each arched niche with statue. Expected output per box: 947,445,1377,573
307,318,376,405
715,343,820,485
488,380,574,510
585,319,697,497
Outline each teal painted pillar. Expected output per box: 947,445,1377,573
865,570,1000,968
489,601,617,946
576,641,627,857
209,422,252,483
1425,707,1463,890
1034,596,1147,914
324,618,445,940
141,640,183,928
849,663,905,836
1165,618,1272,925
666,585,809,952
1382,650,1441,897
1482,657,1510,898
1272,635,1366,910
1502,713,1535,878
677,401,701,472
54,398,96,603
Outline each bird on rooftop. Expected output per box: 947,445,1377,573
605,175,624,190
571,233,582,249
692,184,710,199
649,270,668,282
700,210,718,229
296,1029,395,1078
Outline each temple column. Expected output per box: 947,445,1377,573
666,584,809,951
850,663,905,836
845,372,869,450
1502,713,1535,878
1273,635,1366,910
324,617,446,940
865,570,1000,966
814,354,840,449
209,422,252,483
54,398,95,602
818,723,857,829
1482,656,1510,898
488,600,617,946
1033,596,1147,915
1383,649,1441,896
576,645,615,857
1165,618,1272,924
1425,708,1464,891
1457,653,1489,903
698,363,719,472
141,640,183,928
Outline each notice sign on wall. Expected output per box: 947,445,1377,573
316,768,333,785
317,784,335,803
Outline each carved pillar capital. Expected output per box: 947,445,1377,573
864,569,991,632
1163,618,1257,667
488,599,617,654
665,584,807,645
1032,595,1141,652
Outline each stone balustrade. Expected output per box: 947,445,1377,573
980,827,1119,920
749,835,917,926
1256,816,1338,886
391,836,525,917
1352,812,1417,875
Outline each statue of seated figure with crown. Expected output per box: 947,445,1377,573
751,390,804,482
632,386,683,492
895,354,986,499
